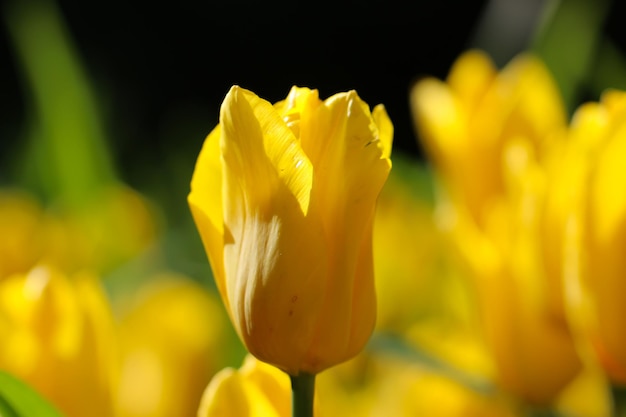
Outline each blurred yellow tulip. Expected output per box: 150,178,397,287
0,264,117,417
410,49,582,405
372,155,481,341
365,356,515,417
316,349,513,417
115,273,234,417
44,184,159,275
0,189,45,279
0,184,158,279
188,85,392,375
563,89,626,387
198,354,292,417
373,157,446,332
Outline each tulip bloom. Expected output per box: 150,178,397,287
563,89,626,386
0,185,157,280
0,265,117,417
410,50,581,405
115,274,233,417
188,85,392,375
198,354,292,417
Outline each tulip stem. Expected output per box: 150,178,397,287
611,383,626,417
290,373,316,417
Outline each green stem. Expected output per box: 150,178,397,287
611,383,626,417
290,373,316,417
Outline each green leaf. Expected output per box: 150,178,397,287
0,371,66,417
530,0,612,113
3,0,118,208
587,37,626,98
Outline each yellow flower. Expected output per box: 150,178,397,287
115,273,234,417
564,89,626,386
0,265,117,417
44,184,159,275
0,184,158,279
199,352,510,417
0,189,44,279
410,49,581,405
372,156,443,332
372,154,478,336
188,86,392,375
198,354,292,417
364,356,515,417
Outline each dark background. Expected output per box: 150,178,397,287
1,0,625,200
0,0,488,183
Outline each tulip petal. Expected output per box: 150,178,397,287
188,126,229,309
410,78,495,222
447,49,496,112
240,354,291,417
221,86,313,216
297,90,391,370
372,104,393,159
586,110,626,376
197,367,282,417
220,86,328,373
487,53,566,148
410,77,468,160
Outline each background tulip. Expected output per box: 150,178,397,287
563,90,626,387
115,273,234,417
0,265,117,417
410,49,583,406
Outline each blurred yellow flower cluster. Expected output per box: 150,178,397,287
191,50,626,417
409,49,626,416
3,1,626,413
563,90,626,387
411,50,582,406
0,185,233,417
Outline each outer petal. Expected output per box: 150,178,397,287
240,354,291,417
298,90,391,372
220,86,327,374
493,53,567,146
188,126,229,308
541,102,608,320
410,77,467,161
584,107,626,383
410,78,494,223
447,49,496,113
197,367,282,417
372,104,393,159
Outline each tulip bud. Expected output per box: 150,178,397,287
188,86,392,375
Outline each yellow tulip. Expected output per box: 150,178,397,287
188,85,392,375
372,156,445,332
410,49,582,405
44,184,159,275
0,189,45,279
410,49,566,229
198,354,292,417
0,184,158,279
0,264,117,417
564,89,626,386
115,273,234,417
365,357,515,417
